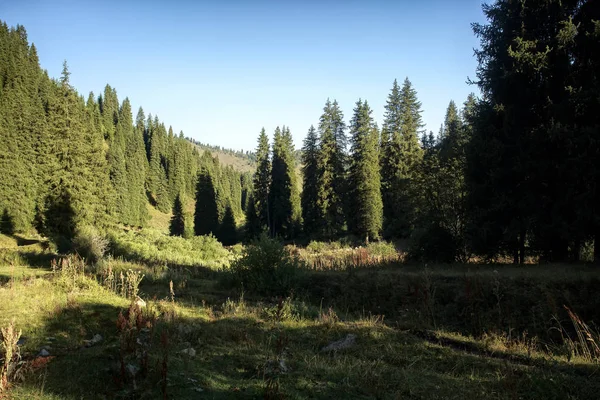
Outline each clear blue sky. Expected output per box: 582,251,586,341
1,0,486,152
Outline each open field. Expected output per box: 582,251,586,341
1,233,600,399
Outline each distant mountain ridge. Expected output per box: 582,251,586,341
187,138,256,173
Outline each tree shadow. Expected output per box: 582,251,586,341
9,294,600,400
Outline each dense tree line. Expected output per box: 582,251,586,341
245,0,600,263
3,0,600,263
0,21,248,248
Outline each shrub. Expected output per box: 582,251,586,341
73,225,109,264
366,241,398,258
227,234,304,295
409,225,457,263
107,228,232,269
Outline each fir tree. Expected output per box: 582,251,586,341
169,193,185,236
194,167,219,236
269,126,301,239
253,128,271,232
219,205,237,245
348,100,383,242
380,78,424,238
301,125,320,236
317,99,347,238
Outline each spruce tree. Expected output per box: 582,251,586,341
194,166,219,236
317,99,347,237
348,100,383,242
170,193,185,236
380,78,424,238
301,125,320,236
219,205,237,245
253,128,271,232
269,126,301,239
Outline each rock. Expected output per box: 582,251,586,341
135,296,146,308
321,334,357,352
194,388,204,393
46,337,56,342
39,349,50,357
17,337,26,346
126,364,139,377
85,334,103,348
91,334,103,344
180,348,196,358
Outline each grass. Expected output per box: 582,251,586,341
1,234,600,399
107,227,234,270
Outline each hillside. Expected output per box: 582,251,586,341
188,140,256,173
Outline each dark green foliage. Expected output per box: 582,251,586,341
253,128,271,231
0,20,246,246
41,185,76,253
227,233,303,295
0,209,14,235
301,125,320,237
269,126,301,239
409,224,457,264
244,193,262,240
194,167,220,237
317,99,347,237
380,79,424,238
347,100,383,242
169,194,185,237
413,98,474,262
219,205,237,245
465,0,596,262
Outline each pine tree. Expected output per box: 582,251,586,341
301,125,320,236
194,166,219,236
269,126,301,239
347,100,382,242
253,128,271,232
380,78,424,238
317,99,347,238
244,193,262,240
219,205,237,245
169,193,185,236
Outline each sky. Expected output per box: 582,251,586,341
1,0,487,152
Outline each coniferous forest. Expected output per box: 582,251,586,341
4,0,599,263
2,1,600,398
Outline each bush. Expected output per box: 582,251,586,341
73,225,108,264
409,225,457,263
366,241,398,258
107,228,232,269
227,234,304,295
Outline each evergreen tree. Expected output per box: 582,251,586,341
269,126,301,239
301,125,320,236
170,193,185,236
380,78,424,238
194,166,219,236
244,193,262,240
347,100,383,242
317,99,347,237
219,205,237,245
253,128,271,232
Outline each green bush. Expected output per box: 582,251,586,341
409,225,457,263
227,234,304,295
73,225,108,264
107,228,232,269
366,241,398,258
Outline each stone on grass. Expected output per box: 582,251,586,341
180,348,196,358
39,348,50,357
321,334,357,352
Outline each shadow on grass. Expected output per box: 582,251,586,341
11,292,600,400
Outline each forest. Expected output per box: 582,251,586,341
1,0,600,399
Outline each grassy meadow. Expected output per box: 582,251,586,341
1,226,600,399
